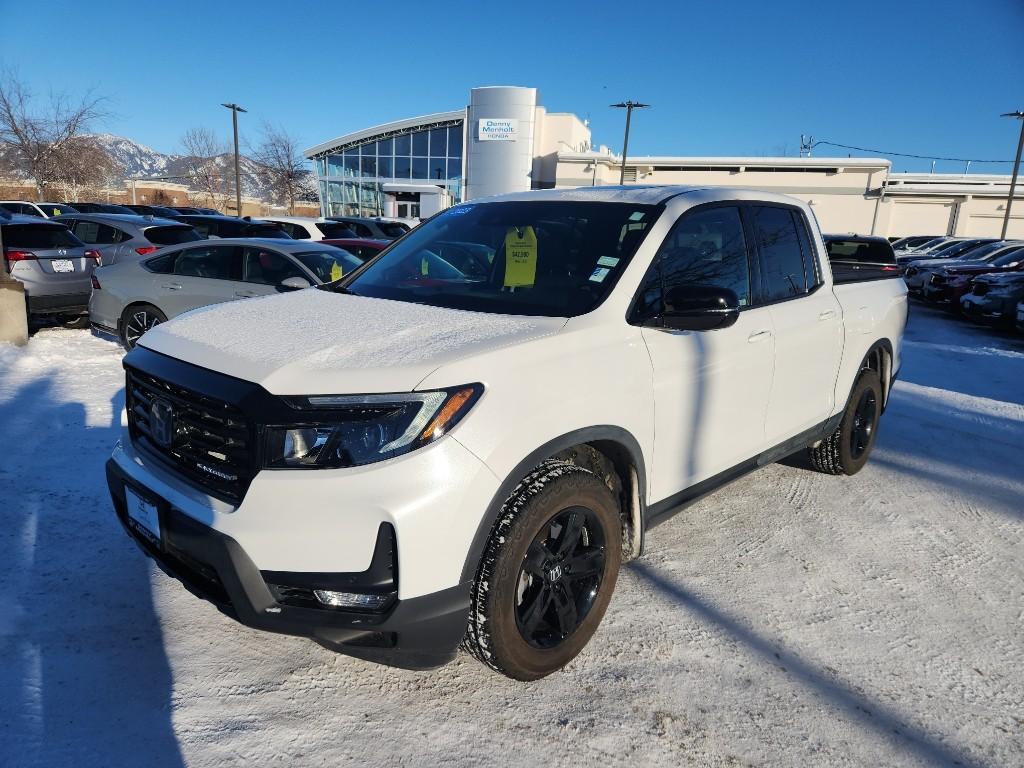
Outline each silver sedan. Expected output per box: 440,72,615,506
88,238,364,348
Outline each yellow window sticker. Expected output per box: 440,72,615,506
504,226,537,287
330,261,343,281
421,256,429,275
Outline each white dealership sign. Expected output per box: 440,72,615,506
478,118,518,141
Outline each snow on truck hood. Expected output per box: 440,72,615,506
138,289,565,394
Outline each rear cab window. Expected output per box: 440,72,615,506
825,239,897,265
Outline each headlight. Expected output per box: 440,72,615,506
264,384,482,469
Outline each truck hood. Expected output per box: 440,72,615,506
139,288,566,394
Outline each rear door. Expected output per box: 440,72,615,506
637,204,775,499
751,205,843,443
68,219,128,264
158,244,243,316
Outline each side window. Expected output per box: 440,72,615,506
350,222,373,238
173,245,239,280
99,224,126,244
280,222,309,239
72,220,101,243
752,206,808,302
189,220,213,238
145,251,177,274
241,247,304,285
631,206,750,322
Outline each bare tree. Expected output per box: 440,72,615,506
180,127,226,209
49,136,122,202
0,70,108,201
254,123,309,214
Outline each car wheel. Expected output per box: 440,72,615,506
121,304,167,350
807,370,883,475
463,459,621,681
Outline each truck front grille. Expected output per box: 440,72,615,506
126,369,254,503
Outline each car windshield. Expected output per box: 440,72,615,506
379,222,410,237
991,248,1024,267
969,242,1018,261
294,248,364,283
315,222,358,239
145,225,202,245
3,223,82,248
339,201,660,317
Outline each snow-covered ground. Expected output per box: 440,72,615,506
1,304,1022,767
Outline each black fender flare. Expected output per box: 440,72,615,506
459,426,647,583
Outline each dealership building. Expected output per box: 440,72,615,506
304,85,1024,238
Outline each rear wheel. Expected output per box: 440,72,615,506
463,460,621,681
808,370,883,475
121,304,166,349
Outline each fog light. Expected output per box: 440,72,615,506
313,590,392,610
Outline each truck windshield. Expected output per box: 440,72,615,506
338,201,660,317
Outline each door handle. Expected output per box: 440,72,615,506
161,283,182,291
747,329,772,343
234,291,258,298
818,310,836,321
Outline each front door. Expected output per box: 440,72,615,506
636,204,775,502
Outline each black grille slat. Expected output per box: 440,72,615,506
126,369,254,503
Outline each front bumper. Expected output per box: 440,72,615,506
960,294,1018,325
106,457,471,669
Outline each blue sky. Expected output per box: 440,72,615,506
2,0,1022,173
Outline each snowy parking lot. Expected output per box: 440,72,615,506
1,304,1022,767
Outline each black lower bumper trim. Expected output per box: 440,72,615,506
106,458,470,669
27,292,90,314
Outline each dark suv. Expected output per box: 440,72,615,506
175,215,291,239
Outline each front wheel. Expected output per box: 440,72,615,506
463,460,622,681
121,304,167,349
807,370,883,475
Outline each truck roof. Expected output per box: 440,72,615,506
475,185,808,208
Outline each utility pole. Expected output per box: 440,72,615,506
222,102,247,217
1000,110,1024,239
611,101,650,185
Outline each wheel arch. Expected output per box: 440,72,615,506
459,426,647,584
859,338,895,409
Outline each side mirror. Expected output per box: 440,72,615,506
280,276,311,290
658,285,740,331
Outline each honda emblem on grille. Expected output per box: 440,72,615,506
150,398,175,448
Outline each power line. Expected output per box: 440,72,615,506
811,139,1014,164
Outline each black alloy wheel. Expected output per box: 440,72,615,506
849,388,878,460
515,506,607,649
122,305,166,349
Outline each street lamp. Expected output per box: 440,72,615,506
610,101,650,185
1000,110,1024,239
222,102,247,217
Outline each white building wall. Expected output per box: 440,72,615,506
465,86,538,200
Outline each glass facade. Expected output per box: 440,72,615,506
314,121,464,217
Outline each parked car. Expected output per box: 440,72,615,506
171,206,220,215
0,211,100,318
261,216,358,241
60,213,202,265
68,202,136,214
960,272,1024,328
319,237,389,261
920,246,1024,304
903,241,1022,294
325,215,410,239
125,204,182,218
890,235,942,251
174,214,291,240
89,239,363,348
40,202,80,216
1016,299,1024,333
896,237,997,266
1,201,49,218
822,234,899,282
104,186,907,680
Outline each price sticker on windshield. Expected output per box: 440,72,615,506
504,226,537,288
330,261,343,281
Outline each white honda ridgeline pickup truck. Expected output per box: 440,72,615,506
106,186,907,680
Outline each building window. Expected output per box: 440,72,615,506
412,130,428,156
412,157,429,178
448,125,463,158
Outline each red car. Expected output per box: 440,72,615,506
319,238,389,262
921,246,1024,305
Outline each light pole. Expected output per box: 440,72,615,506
611,101,650,185
222,102,247,217
1000,110,1024,239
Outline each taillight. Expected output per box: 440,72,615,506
91,275,101,290
86,248,102,265
135,246,159,255
5,250,37,261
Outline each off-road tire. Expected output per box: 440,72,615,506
463,459,621,681
808,370,883,475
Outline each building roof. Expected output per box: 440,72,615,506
558,152,891,170
304,110,465,158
